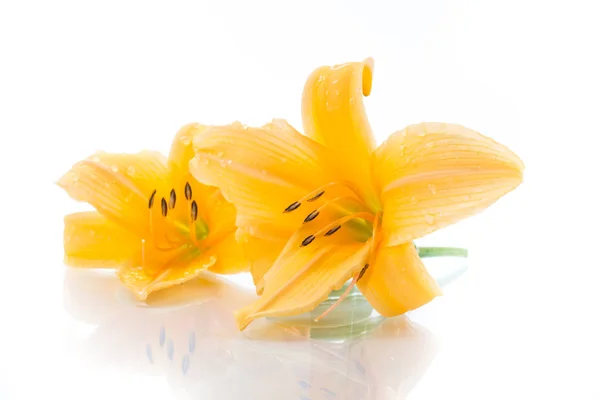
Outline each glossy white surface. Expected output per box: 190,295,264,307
1,0,600,398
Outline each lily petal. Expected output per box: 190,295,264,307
375,123,524,246
357,243,442,317
236,228,286,294
57,151,170,240
63,212,139,268
205,231,250,275
234,240,371,330
190,119,337,241
302,58,378,204
117,252,217,301
168,123,237,241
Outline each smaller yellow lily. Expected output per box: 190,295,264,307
58,124,248,299
190,58,524,330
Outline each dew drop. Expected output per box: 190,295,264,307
217,151,224,158
179,134,192,146
425,215,435,224
124,193,133,203
127,166,136,176
411,196,418,204
110,164,119,173
428,184,437,194
261,169,267,175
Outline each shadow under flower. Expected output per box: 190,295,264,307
63,268,443,400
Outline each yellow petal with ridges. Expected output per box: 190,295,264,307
234,240,371,331
357,243,442,317
375,123,524,246
117,252,217,301
206,231,250,275
190,119,338,241
236,228,285,294
63,212,139,268
302,58,378,206
57,151,171,240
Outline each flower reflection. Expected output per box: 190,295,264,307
63,269,439,400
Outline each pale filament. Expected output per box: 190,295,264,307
312,212,375,238
296,181,363,204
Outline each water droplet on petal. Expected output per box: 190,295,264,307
261,169,267,175
217,151,224,158
127,166,136,176
411,196,418,204
425,215,435,224
110,164,119,173
180,134,192,146
428,184,437,194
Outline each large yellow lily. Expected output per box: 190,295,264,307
190,58,524,330
58,124,248,300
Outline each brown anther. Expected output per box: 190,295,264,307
324,225,341,236
161,198,168,217
301,235,315,247
169,189,176,209
184,182,192,201
307,190,325,202
148,189,157,209
284,201,301,213
191,200,198,221
357,264,369,281
303,210,319,223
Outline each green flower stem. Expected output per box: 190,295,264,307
417,246,468,258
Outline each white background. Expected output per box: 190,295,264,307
1,0,599,399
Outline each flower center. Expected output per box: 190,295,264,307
147,181,209,251
282,181,383,321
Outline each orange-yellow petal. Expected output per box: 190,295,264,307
375,123,524,246
236,228,285,294
117,251,217,301
168,123,207,175
206,231,249,275
57,151,170,240
234,241,371,331
357,243,442,317
190,119,338,241
63,211,139,268
302,58,378,206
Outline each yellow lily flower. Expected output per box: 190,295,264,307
190,58,524,331
58,124,248,300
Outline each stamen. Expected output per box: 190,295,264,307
161,198,168,217
313,212,374,238
187,199,200,246
301,235,315,247
325,225,341,236
297,182,362,204
191,200,198,221
283,201,301,213
357,264,369,281
148,189,157,209
303,210,319,223
307,190,324,202
169,189,176,209
184,182,192,201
